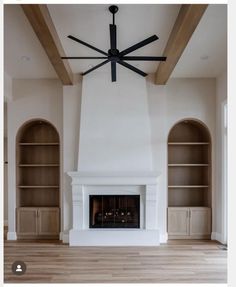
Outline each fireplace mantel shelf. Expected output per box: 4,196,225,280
68,171,160,185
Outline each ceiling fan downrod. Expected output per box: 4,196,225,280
109,5,119,25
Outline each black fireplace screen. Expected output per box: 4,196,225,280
89,195,140,228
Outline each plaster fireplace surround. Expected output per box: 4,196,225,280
68,72,160,246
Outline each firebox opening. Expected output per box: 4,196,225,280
89,195,140,228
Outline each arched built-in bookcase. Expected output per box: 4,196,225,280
167,119,212,239
16,119,60,239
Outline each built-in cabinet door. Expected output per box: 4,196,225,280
168,207,211,239
189,207,211,236
168,207,189,236
38,208,59,236
17,208,38,236
17,207,59,238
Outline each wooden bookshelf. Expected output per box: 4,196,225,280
168,185,209,188
18,185,59,188
19,164,59,168
168,142,209,145
168,164,209,167
167,120,211,239
16,120,60,239
19,142,59,146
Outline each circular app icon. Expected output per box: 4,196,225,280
11,261,26,275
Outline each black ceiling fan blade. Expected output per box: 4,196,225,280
111,61,116,82
110,24,117,50
117,60,147,77
82,59,110,76
119,35,158,57
122,56,167,61
68,35,108,56
61,56,108,59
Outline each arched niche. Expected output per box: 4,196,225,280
168,119,211,143
17,119,59,143
16,119,60,239
167,119,212,239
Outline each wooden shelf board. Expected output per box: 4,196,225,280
19,206,59,208
19,164,59,167
168,164,209,167
168,185,209,188
168,205,209,208
18,186,59,189
19,142,59,146
168,142,209,145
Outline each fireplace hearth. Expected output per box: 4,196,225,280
89,195,140,228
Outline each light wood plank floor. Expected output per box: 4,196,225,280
4,234,227,283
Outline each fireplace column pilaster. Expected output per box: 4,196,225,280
71,184,84,230
145,184,158,230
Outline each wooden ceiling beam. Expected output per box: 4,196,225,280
21,4,73,85
155,4,208,85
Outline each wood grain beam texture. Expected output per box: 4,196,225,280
21,5,73,85
155,4,208,85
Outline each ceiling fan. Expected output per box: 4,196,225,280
61,5,167,82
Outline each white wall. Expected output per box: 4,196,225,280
4,72,12,103
7,79,63,238
62,81,82,239
4,136,8,225
6,75,221,243
215,70,227,243
78,72,153,172
4,72,12,225
147,77,216,240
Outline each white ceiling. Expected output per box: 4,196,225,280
4,5,57,79
4,4,227,80
172,4,227,78
48,4,180,74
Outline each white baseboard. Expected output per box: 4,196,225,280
60,231,69,243
7,232,17,240
160,232,168,243
4,220,8,226
211,232,225,244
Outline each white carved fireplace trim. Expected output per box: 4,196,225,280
68,171,160,246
